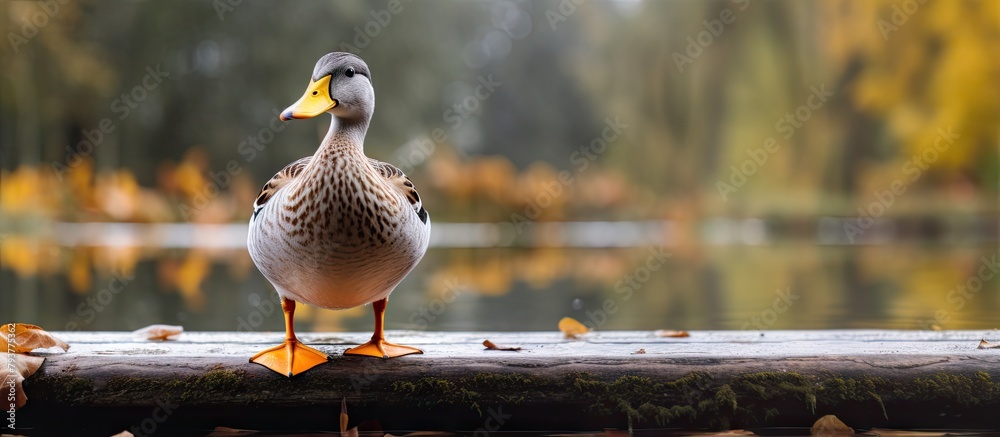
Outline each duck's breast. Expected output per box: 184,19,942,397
248,166,429,309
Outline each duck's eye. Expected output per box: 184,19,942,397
345,67,355,78
311,91,319,96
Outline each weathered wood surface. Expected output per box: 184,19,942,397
17,330,1000,435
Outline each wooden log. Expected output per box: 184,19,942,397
14,330,1000,435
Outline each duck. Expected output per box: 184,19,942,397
247,52,429,377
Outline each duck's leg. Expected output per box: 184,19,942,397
345,297,423,358
250,297,330,377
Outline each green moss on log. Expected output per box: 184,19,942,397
103,369,246,403
816,375,888,419
900,371,997,406
31,374,94,404
392,377,482,414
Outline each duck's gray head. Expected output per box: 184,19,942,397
280,52,374,122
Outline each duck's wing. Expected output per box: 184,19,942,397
252,156,311,220
368,158,429,224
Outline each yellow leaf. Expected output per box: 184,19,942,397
340,398,358,437
558,317,589,339
978,339,1000,349
483,339,522,351
655,330,690,338
132,324,183,341
340,398,348,432
0,323,69,353
811,415,853,437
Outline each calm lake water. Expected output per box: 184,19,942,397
2,222,998,333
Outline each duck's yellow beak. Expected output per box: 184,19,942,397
280,75,337,121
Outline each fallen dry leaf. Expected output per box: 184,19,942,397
978,339,1000,349
0,323,70,353
655,330,690,338
132,324,183,341
8,354,45,409
340,398,358,437
483,339,522,351
340,398,349,432
559,317,589,339
811,415,853,436
0,324,67,410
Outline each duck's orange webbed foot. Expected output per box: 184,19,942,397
344,297,423,359
249,297,329,377
251,339,330,377
345,338,422,358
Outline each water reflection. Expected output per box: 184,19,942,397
2,226,997,332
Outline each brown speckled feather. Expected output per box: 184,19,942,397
253,157,311,219
367,158,428,224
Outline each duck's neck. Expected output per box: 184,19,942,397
292,113,372,202
320,113,370,155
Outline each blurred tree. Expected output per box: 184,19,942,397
1,0,997,223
